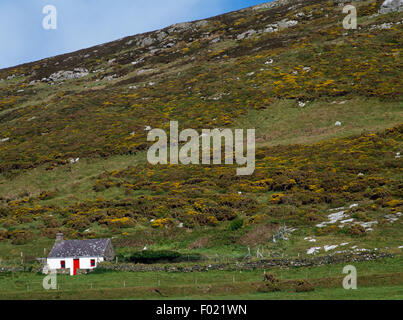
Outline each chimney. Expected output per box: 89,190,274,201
56,233,64,243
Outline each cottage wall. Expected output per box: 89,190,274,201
47,257,104,275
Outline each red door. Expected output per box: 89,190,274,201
73,259,80,275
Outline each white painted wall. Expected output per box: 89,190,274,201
47,257,104,275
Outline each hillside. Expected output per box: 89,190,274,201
0,0,402,266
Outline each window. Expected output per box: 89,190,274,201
60,260,65,269
90,259,96,267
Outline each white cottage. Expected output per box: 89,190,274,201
46,233,115,276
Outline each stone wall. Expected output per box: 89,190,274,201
98,252,394,273
0,251,395,273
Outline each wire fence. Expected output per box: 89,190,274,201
0,271,268,294
0,264,338,295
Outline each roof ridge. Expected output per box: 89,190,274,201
48,238,111,258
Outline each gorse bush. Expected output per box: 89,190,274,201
229,218,243,231
119,250,180,263
295,280,315,292
118,250,203,263
258,272,281,292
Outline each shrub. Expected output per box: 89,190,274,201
258,272,281,292
269,193,285,204
119,250,182,264
2,219,18,228
0,228,8,241
151,218,172,228
65,216,91,230
351,211,369,221
295,280,314,292
9,230,35,245
43,216,62,228
215,207,237,221
89,266,114,274
40,228,59,238
349,224,366,236
39,190,57,200
107,217,135,228
207,216,219,226
229,218,243,231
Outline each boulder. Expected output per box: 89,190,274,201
48,68,89,82
194,20,209,28
277,19,298,29
379,0,403,13
156,31,168,42
138,36,155,47
168,22,192,33
252,0,295,10
237,29,257,40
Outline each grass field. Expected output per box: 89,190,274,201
0,257,402,300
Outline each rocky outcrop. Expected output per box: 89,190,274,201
252,0,294,10
379,0,403,14
235,18,298,41
47,68,89,82
237,29,257,40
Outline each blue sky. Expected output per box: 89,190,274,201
0,0,270,69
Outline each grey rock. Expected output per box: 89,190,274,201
194,20,208,28
156,31,168,42
48,68,89,82
237,29,257,40
164,42,176,48
210,37,221,44
168,22,192,33
263,24,279,33
379,0,403,14
138,36,155,47
252,0,294,10
277,19,298,29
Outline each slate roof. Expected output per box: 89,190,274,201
48,238,111,258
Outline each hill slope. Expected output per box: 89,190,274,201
0,0,402,262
